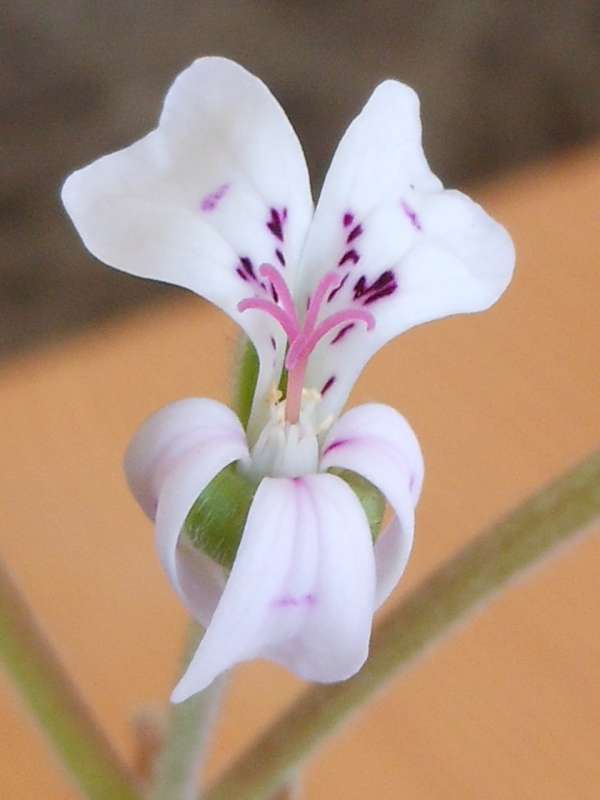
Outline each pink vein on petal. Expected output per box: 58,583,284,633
322,438,351,456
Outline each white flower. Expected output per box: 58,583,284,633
62,57,514,701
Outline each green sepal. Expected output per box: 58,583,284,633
184,465,255,569
328,468,386,542
183,464,386,571
232,336,289,430
232,337,259,429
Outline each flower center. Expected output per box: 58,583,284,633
238,264,375,423
241,387,328,480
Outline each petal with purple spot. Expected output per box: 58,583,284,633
62,57,314,430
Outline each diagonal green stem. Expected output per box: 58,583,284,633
149,623,225,800
0,560,141,799
203,450,600,800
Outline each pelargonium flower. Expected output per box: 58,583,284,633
62,57,514,701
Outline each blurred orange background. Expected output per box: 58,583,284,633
1,147,599,797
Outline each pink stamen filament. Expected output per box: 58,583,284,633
237,268,376,424
286,309,374,371
258,263,297,319
303,271,340,334
237,297,299,342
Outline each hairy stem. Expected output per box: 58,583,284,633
0,561,140,799
149,623,225,800
204,450,600,800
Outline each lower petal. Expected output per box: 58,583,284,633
155,437,249,623
320,403,424,607
124,398,247,519
172,472,375,701
267,473,376,682
124,398,249,622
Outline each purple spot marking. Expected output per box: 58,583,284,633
363,285,397,305
330,322,355,344
236,267,248,281
270,282,279,302
270,335,277,350
322,438,350,456
401,200,422,231
343,212,354,227
327,272,349,303
267,208,286,241
200,183,229,212
353,270,397,305
275,593,317,609
275,248,286,266
346,223,363,244
338,248,360,267
321,375,336,395
239,256,256,279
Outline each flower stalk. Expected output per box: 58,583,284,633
0,560,140,800
149,624,225,800
203,450,600,800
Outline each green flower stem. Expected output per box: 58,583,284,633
203,450,600,800
0,560,140,799
149,623,225,800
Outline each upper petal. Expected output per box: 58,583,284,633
320,403,424,607
62,57,314,424
298,80,514,418
172,472,375,701
124,398,249,624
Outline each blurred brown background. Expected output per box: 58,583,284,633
2,0,600,357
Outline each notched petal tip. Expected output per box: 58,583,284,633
371,78,421,110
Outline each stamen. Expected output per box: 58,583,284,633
286,308,375,370
258,264,296,319
237,297,298,342
304,271,342,333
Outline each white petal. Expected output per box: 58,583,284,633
124,398,247,518
172,472,375,701
320,403,424,607
298,80,514,418
124,398,249,624
62,57,314,423
267,473,376,682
